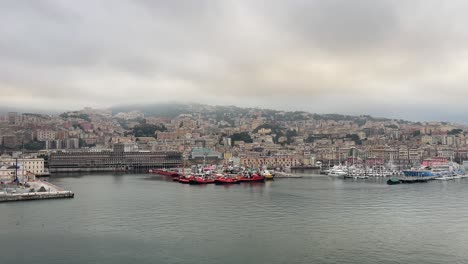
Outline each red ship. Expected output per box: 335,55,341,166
177,175,194,184
214,177,240,185
188,176,215,185
237,174,265,183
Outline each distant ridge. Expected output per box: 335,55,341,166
110,102,413,124
0,106,60,115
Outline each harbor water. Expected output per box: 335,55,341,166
2,173,468,264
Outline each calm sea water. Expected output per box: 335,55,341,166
1,173,468,264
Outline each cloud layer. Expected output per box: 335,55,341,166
1,0,468,121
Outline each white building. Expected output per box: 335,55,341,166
0,157,45,175
37,130,57,141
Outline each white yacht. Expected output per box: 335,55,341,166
327,165,348,176
435,175,455,181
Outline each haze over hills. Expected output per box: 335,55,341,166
110,102,400,121
1,102,464,126
109,103,456,126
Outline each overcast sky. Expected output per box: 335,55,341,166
1,0,468,121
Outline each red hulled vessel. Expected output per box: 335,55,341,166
237,174,265,183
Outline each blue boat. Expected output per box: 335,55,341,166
403,161,465,177
402,170,434,177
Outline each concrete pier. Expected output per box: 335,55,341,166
0,191,74,202
0,180,74,203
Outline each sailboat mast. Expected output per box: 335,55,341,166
22,159,25,182
15,158,18,185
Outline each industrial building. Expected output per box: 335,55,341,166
49,143,182,172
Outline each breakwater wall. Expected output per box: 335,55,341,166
0,191,74,202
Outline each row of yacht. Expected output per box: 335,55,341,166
324,158,467,182
324,165,402,178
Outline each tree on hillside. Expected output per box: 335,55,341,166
412,130,421,137
253,124,282,134
286,129,298,144
59,112,90,121
24,141,46,151
132,123,167,137
230,132,252,146
448,129,463,135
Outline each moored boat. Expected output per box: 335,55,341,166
434,175,455,181
178,178,190,184
188,176,215,185
262,170,274,180
387,178,401,185
237,174,265,183
403,158,465,178
327,165,348,177
214,177,240,185
178,175,193,184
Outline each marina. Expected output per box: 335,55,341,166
321,157,466,185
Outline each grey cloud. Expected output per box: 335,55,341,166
1,0,468,121
261,0,399,51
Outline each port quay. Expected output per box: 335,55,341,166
0,180,74,203
1,143,183,202
48,144,182,173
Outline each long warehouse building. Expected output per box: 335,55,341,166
49,144,182,173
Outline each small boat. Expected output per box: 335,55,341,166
178,178,190,184
262,170,274,180
400,178,429,183
434,175,454,181
214,177,240,185
387,178,401,185
189,176,215,185
178,175,193,184
237,174,265,183
327,168,347,177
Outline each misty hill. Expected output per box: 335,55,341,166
0,106,60,115
110,103,411,125
110,103,191,118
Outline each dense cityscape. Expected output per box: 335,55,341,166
1,103,468,174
